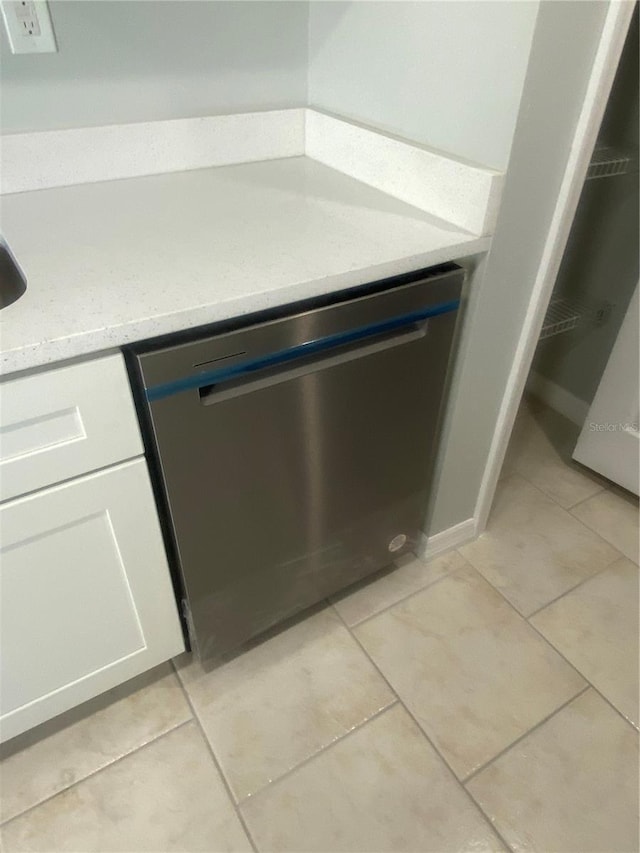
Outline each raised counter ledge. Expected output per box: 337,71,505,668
0,156,490,376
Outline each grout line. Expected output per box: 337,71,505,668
172,637,399,811
505,451,611,523
565,484,607,511
0,717,192,829
461,681,640,838
510,446,606,513
460,419,634,711
461,684,591,785
331,606,516,853
335,560,461,630
235,700,401,808
567,488,608,513
567,505,639,563
567,499,639,557
524,556,622,619
502,400,611,514
174,671,260,853
586,684,640,733
525,626,640,735
461,563,640,734
507,472,602,527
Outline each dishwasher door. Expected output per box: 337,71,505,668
132,265,464,660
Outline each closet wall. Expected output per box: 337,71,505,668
530,4,639,422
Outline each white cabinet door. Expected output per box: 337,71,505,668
0,458,185,742
573,284,639,495
0,352,143,502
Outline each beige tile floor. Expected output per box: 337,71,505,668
1,398,638,852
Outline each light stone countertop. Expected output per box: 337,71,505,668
0,156,490,376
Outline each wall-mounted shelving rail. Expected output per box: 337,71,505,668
586,145,636,179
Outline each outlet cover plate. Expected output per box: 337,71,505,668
1,0,57,54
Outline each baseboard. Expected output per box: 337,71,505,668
418,517,478,560
527,371,590,426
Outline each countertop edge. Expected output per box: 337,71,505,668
0,237,489,378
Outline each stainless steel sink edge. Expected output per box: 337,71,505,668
0,238,27,311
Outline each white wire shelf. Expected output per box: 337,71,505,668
540,297,585,340
586,145,635,180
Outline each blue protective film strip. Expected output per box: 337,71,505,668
146,298,460,402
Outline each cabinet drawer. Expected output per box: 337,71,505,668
0,353,143,502
0,458,185,741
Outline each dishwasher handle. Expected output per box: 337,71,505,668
144,297,461,403
198,324,427,406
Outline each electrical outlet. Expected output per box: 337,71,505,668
1,0,57,54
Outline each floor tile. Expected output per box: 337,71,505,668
571,488,639,564
177,607,395,801
459,474,620,615
332,549,465,626
241,703,505,852
1,722,252,852
0,663,191,824
467,689,639,853
503,402,605,507
354,565,586,779
531,557,639,727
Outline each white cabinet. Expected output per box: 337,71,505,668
0,354,185,742
0,353,144,502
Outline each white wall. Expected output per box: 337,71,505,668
533,5,639,408
308,1,539,170
4,0,610,550
2,0,536,170
0,1,308,133
428,0,611,536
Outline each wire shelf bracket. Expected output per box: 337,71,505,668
586,145,635,180
539,297,585,340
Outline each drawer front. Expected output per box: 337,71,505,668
0,458,185,742
0,352,143,502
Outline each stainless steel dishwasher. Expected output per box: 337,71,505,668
129,264,464,661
